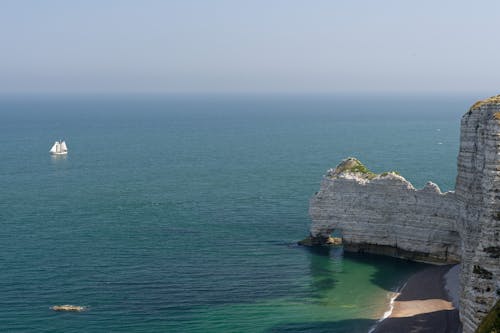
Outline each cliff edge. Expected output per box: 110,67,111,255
306,95,500,333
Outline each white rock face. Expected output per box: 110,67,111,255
455,97,500,332
310,162,461,263
308,96,500,332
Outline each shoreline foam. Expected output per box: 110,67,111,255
367,282,405,333
371,265,461,333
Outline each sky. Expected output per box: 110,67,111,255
1,0,499,94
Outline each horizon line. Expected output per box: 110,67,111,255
0,90,496,97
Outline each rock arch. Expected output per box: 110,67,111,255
306,95,500,332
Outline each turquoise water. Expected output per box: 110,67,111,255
0,95,470,332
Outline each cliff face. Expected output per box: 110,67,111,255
307,96,500,333
455,97,500,332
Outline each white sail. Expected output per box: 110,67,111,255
60,141,68,152
50,141,59,153
49,140,68,155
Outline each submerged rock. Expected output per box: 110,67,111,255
51,305,86,312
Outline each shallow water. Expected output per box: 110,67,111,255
0,94,469,332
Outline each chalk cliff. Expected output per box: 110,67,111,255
309,158,461,263
307,95,500,332
456,95,500,332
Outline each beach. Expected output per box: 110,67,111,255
373,264,461,333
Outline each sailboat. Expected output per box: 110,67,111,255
50,140,68,155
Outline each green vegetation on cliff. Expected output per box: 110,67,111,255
380,171,401,177
475,300,499,333
330,157,376,179
328,157,399,180
470,94,500,111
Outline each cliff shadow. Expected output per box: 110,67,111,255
265,318,377,333
304,246,343,298
302,246,429,293
372,309,461,333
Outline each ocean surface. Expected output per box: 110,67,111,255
0,94,473,332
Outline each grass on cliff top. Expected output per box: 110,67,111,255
331,158,399,180
470,94,500,111
475,299,499,333
342,162,373,175
380,171,401,176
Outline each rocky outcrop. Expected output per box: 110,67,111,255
309,158,461,263
51,305,87,312
306,95,500,333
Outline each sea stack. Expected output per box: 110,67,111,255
306,95,500,332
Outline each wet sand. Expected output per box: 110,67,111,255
373,264,461,333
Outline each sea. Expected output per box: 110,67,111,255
0,94,473,332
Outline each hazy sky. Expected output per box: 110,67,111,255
1,0,499,94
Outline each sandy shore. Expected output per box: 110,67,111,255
372,264,461,333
